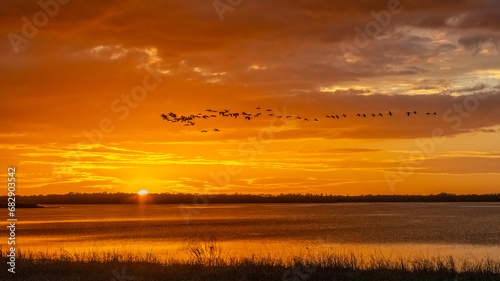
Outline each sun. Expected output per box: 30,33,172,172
138,190,149,195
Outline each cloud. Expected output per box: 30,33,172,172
2,0,500,194
458,34,500,54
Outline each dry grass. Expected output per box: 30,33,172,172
2,244,500,281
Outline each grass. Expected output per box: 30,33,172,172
2,243,500,281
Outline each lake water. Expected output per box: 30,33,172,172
11,202,500,261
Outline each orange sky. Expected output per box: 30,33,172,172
1,0,500,195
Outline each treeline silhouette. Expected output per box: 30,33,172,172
4,192,500,205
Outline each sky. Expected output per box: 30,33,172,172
1,0,500,195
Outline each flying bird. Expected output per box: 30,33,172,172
201,130,207,133
389,111,392,116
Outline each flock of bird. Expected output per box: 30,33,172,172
161,108,438,133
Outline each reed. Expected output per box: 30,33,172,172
2,244,499,280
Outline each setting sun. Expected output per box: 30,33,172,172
138,190,149,195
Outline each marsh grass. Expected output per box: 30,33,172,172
2,244,500,281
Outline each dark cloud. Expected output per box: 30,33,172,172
458,34,500,54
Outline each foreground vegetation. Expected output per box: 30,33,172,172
2,245,500,281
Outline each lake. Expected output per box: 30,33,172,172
12,202,500,261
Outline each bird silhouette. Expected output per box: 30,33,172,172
379,113,383,117
314,118,318,121
357,114,361,117
363,114,366,118
245,116,251,120
389,111,392,116
201,130,207,133
413,111,417,115
372,114,376,117
407,112,410,116
342,114,347,118
214,129,220,132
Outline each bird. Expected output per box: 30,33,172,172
304,118,309,121
327,115,331,118
314,118,318,121
427,112,430,115
342,114,346,118
201,130,207,133
256,107,261,109
267,109,272,111
406,112,410,116
389,111,392,116
379,113,383,117
214,129,220,132
245,116,251,120
357,114,360,117
372,114,376,117
413,111,417,115
433,112,437,115
336,115,339,119
363,114,366,118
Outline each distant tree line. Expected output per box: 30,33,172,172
2,192,500,205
